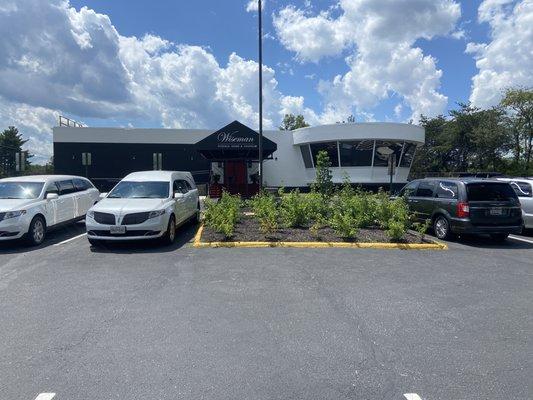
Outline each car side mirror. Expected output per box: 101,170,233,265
46,193,59,200
174,192,185,199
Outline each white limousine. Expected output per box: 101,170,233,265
86,171,200,245
0,175,100,245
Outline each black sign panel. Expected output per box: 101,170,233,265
195,120,276,160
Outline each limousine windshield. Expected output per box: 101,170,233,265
0,182,44,199
108,181,170,199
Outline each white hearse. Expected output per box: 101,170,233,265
497,177,533,229
0,175,100,245
86,171,199,245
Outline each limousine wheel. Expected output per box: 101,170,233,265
162,215,176,245
433,215,452,240
26,216,46,246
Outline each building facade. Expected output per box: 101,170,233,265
53,121,424,193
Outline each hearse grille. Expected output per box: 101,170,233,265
121,212,150,225
93,212,116,225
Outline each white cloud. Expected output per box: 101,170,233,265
274,0,461,121
246,0,264,13
0,0,317,162
467,0,533,108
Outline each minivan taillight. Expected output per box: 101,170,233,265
457,201,470,218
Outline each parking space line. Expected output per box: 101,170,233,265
509,235,533,244
404,394,422,400
34,394,55,400
53,233,87,246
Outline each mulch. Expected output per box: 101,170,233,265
201,214,427,244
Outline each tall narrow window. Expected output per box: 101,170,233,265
300,145,313,168
310,142,339,167
153,153,163,170
400,143,417,167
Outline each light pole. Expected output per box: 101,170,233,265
258,0,263,190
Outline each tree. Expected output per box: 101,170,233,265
0,126,31,177
500,88,533,174
312,150,333,196
279,114,310,131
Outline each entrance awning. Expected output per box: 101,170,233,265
195,120,277,160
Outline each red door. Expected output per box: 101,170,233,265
224,161,247,195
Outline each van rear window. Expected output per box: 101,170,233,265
466,183,517,201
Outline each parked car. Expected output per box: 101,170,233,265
398,178,523,241
86,171,200,245
0,175,100,245
497,177,533,230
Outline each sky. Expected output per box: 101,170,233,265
0,0,531,163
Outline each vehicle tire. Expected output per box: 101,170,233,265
161,215,176,245
490,233,509,242
25,215,46,246
88,238,104,247
194,202,201,223
433,215,453,241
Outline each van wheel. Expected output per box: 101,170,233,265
162,215,176,245
433,215,452,240
490,233,509,242
26,216,46,246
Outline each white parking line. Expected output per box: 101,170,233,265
35,394,55,400
404,394,422,400
53,233,87,246
509,235,533,244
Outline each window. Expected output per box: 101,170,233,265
173,180,189,194
508,181,532,197
400,142,417,167
373,141,404,167
73,178,92,191
310,142,339,167
466,183,517,202
108,181,170,199
416,180,435,197
0,182,44,199
400,181,418,197
45,182,59,196
153,153,163,170
300,145,313,168
57,180,76,195
339,140,374,166
436,181,458,199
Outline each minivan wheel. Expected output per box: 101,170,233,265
433,216,452,240
490,233,509,242
26,216,46,246
162,215,176,245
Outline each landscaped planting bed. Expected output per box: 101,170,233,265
201,185,434,245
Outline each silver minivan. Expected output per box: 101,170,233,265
497,178,533,230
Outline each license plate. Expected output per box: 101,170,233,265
110,225,126,234
490,207,503,216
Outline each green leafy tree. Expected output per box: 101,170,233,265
0,126,32,176
279,114,310,131
312,150,333,196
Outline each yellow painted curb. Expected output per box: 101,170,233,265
192,225,447,250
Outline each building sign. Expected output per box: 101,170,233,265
216,130,257,149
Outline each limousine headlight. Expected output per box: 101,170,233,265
2,210,27,220
148,209,165,219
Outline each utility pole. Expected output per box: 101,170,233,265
258,0,263,190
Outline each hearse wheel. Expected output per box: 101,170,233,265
26,216,46,246
162,215,176,245
433,215,453,241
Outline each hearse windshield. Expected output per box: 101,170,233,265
466,182,517,202
108,181,170,199
0,182,44,199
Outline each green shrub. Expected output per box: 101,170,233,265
306,192,330,222
250,192,278,235
387,220,407,241
279,189,310,228
382,197,411,241
412,218,432,243
312,150,334,197
203,191,241,239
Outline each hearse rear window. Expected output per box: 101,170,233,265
466,183,517,201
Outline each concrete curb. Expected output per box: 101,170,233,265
193,225,448,250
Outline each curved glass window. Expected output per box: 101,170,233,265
339,140,374,167
373,141,404,167
300,145,313,168
400,142,417,167
310,142,339,167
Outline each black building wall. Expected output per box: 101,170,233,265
54,142,211,191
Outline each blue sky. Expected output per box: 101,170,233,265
0,0,531,161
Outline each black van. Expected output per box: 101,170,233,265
398,178,523,241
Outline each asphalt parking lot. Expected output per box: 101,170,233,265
0,223,531,400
